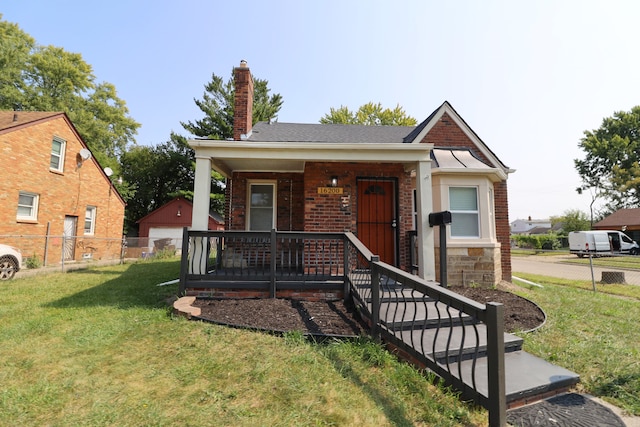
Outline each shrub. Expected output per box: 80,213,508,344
25,254,42,269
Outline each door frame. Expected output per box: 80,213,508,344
356,177,399,266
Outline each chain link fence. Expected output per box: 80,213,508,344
0,234,183,274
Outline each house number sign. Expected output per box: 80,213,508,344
317,187,344,194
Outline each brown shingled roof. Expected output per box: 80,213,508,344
594,208,640,228
0,111,64,133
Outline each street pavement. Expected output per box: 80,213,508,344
512,254,640,286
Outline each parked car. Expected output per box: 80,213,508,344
0,244,22,280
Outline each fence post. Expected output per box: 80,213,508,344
370,256,381,341
270,229,277,298
486,302,506,427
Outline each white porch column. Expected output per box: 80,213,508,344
190,155,213,274
192,155,212,230
416,160,435,280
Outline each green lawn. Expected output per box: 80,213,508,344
512,272,640,415
0,259,486,427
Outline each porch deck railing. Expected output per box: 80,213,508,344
179,228,348,297
179,228,506,425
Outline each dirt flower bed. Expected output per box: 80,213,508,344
193,284,545,336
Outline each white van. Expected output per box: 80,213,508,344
568,230,639,257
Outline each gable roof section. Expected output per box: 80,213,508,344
405,101,513,173
0,111,65,134
0,110,126,206
594,208,640,228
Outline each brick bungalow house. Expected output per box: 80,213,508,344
188,62,514,286
0,111,125,265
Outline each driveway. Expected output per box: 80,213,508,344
511,254,640,286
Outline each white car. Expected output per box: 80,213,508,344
0,244,22,280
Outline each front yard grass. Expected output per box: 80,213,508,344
512,272,640,416
0,259,486,426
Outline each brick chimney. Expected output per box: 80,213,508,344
233,60,254,141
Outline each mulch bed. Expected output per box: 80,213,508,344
192,285,545,336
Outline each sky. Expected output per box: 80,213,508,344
3,0,640,222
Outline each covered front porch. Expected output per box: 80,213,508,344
189,138,437,280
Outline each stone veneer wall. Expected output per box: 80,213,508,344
435,246,502,287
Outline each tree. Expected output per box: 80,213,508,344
320,102,417,126
550,209,590,234
181,70,283,139
575,106,640,213
121,68,282,230
119,133,225,233
0,16,139,169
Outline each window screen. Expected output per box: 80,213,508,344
449,187,479,237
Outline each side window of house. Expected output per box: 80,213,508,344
449,187,479,238
17,192,39,221
248,183,275,231
50,137,66,172
84,206,97,235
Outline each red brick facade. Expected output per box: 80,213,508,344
227,163,416,272
0,112,125,265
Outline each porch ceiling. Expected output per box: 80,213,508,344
191,140,434,177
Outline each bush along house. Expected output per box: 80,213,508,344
187,61,514,291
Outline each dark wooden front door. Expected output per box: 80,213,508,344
357,178,397,265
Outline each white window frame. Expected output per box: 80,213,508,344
17,192,39,221
84,206,97,235
50,136,66,172
246,181,276,231
449,186,480,238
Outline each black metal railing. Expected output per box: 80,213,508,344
344,233,506,426
180,228,506,425
179,228,347,297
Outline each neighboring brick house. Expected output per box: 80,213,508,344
0,111,125,265
593,208,640,243
189,62,514,286
135,196,223,254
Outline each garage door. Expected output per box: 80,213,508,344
148,227,184,253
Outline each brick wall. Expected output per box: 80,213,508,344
226,172,304,231
226,163,416,271
0,115,125,265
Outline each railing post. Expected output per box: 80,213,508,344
179,227,190,295
343,235,350,303
270,229,277,298
370,256,381,341
486,302,506,427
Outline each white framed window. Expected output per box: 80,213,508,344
247,182,276,231
84,206,97,235
50,137,66,172
449,187,479,238
17,192,39,221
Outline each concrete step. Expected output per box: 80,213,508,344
392,324,524,361
375,299,474,330
450,350,580,405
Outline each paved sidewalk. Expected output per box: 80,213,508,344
507,393,630,426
